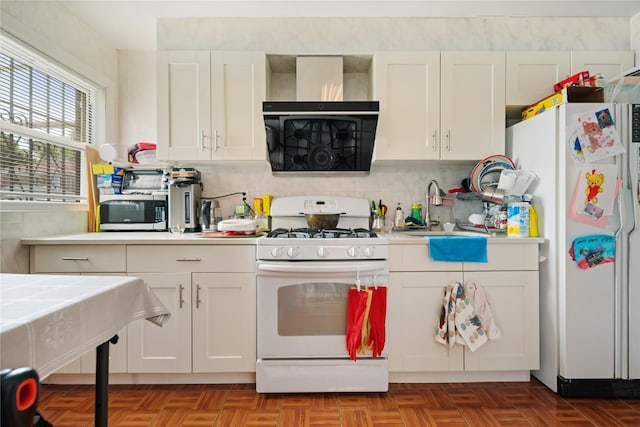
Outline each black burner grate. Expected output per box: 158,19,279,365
267,227,377,239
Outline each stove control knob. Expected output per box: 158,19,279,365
270,247,283,258
347,246,360,257
287,247,299,258
363,246,376,258
317,247,329,258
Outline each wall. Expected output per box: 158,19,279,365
0,1,119,273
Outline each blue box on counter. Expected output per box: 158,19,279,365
96,173,123,195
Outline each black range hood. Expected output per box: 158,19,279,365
263,101,379,174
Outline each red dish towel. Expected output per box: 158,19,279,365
346,288,369,361
367,286,387,358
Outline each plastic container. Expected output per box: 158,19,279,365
411,204,422,222
507,202,529,238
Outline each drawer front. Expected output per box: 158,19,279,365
390,242,539,272
464,244,539,271
391,244,463,272
127,245,256,273
32,245,126,273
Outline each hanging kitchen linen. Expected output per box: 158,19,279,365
367,286,387,358
346,287,369,361
346,285,387,360
435,282,488,352
465,282,501,340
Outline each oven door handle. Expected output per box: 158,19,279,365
258,263,387,274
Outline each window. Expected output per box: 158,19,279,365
0,34,95,202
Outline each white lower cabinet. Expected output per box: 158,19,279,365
126,244,256,374
192,273,256,372
126,272,192,373
388,271,464,372
388,242,540,374
30,243,257,378
462,271,539,371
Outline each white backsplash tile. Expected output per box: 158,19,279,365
197,161,481,225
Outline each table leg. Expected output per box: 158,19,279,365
95,335,118,427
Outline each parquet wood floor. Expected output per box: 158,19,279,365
37,378,640,426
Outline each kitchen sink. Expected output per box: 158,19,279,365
399,230,485,237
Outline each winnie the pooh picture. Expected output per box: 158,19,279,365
585,169,604,204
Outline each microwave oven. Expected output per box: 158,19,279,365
99,193,168,231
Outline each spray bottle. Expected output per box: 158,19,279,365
523,194,539,237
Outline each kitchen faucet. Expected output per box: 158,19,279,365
425,180,444,230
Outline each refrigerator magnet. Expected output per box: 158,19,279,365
569,234,616,270
573,108,625,162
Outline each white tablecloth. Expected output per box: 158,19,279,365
0,274,170,379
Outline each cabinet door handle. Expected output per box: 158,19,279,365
200,130,206,152
176,257,202,262
61,256,89,261
444,130,451,151
213,130,219,151
196,284,201,309
432,130,438,151
179,284,185,308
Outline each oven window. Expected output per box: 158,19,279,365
277,282,350,336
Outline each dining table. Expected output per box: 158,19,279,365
0,273,170,427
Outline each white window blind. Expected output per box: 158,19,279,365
0,34,95,202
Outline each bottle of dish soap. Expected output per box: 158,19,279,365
524,194,538,237
394,203,404,229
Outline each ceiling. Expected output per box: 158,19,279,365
59,0,640,51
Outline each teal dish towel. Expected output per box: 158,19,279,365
427,236,488,262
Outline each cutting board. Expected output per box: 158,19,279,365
85,146,101,232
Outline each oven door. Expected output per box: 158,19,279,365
256,260,388,359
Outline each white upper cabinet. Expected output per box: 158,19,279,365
373,51,441,160
571,51,635,82
157,51,266,162
157,51,211,161
507,51,634,107
506,52,571,105
374,51,505,161
210,52,267,161
440,51,505,160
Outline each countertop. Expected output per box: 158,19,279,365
382,231,544,245
21,231,265,245
22,231,544,245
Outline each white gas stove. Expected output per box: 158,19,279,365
255,196,390,393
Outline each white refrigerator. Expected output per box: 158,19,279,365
506,103,640,397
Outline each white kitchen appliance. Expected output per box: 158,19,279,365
507,103,640,397
255,196,389,393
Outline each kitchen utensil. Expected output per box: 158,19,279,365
301,212,344,229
